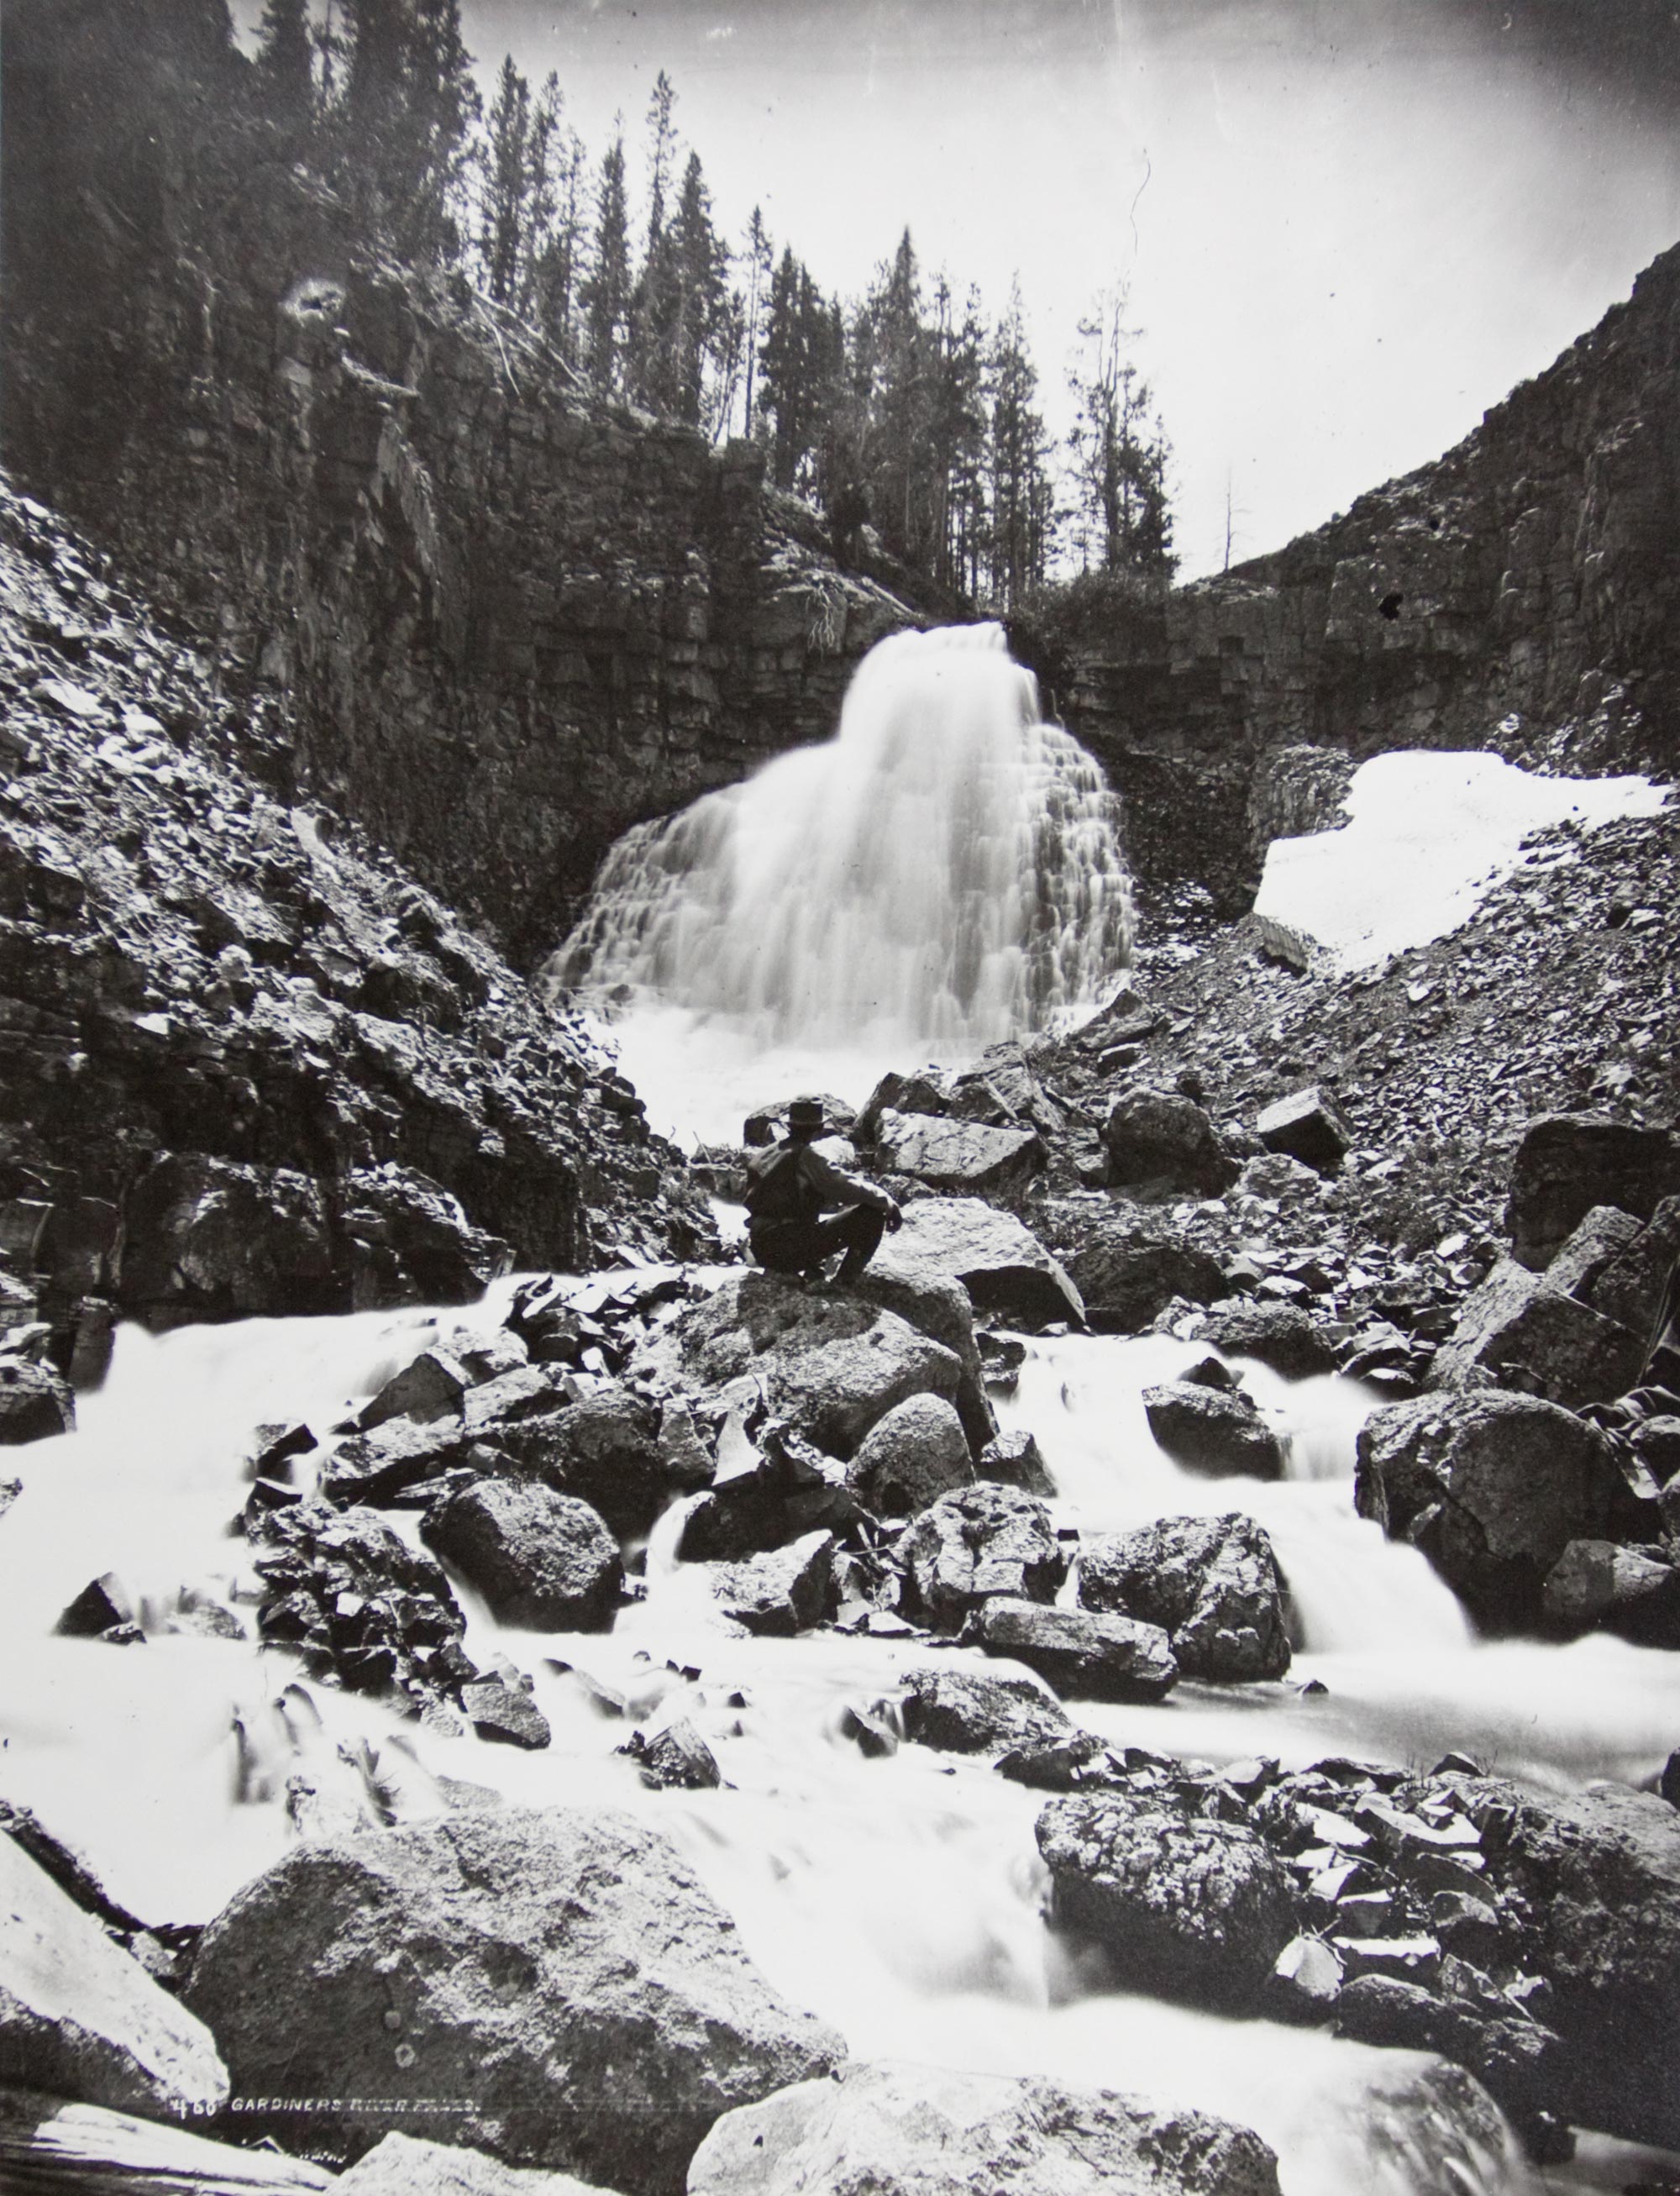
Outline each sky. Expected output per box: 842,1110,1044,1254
239,1,1680,577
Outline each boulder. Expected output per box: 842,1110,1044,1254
1331,1978,1562,2135
853,1260,995,1453
423,1481,621,1631
182,1808,843,2191
0,1831,228,2116
1540,1538,1680,1646
1254,1087,1352,1175
976,1426,1055,1496
55,1573,144,1643
1544,1205,1647,1296
0,1357,74,1446
338,2132,608,2193
845,1394,973,1518
871,1109,1045,1194
1355,1391,1623,1630
619,1721,722,1791
1441,1775,1680,2148
1587,1193,1680,1342
1142,1384,1285,1480
1105,1087,1238,1197
881,1197,1083,1329
637,1273,963,1462
341,1166,513,1311
688,2059,1281,2196
1063,1227,1228,1335
1079,1514,1292,1681
323,1415,475,1508
897,1662,1074,1756
1037,1789,1299,2011
898,1483,1066,1631
253,1500,472,1702
461,1676,552,1751
358,1348,472,1433
966,1599,1178,1701
857,1072,948,1138
1505,1114,1680,1271
119,1154,340,1321
0,2091,330,2194
678,1416,858,1562
707,1531,835,1636
496,1384,670,1538
1427,1256,1646,1410
1192,1301,1338,1377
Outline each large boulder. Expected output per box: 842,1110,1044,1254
637,1274,963,1461
1142,1384,1285,1479
1105,1087,1238,1197
1253,1087,1352,1176
1355,1391,1623,1630
845,1395,973,1519
897,1662,1074,1756
1427,1255,1646,1410
1063,1225,1228,1336
119,1154,339,1321
1079,1515,1292,1681
182,1809,843,2191
1586,1192,1680,1342
1037,1789,1299,2013
881,1198,1083,1329
1505,1114,1680,1270
0,1831,228,2116
1540,1538,1680,1647
1191,1302,1338,1378
1447,1776,1680,2149
423,1481,621,1631
898,1482,1067,1631
706,1531,835,1636
850,1261,994,1452
966,1599,1178,1701
871,1109,1045,1195
0,1356,74,1446
495,1383,676,1539
688,2059,1281,2196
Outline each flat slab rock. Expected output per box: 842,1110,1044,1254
0,2087,329,2191
898,1661,1074,1756
338,2130,612,2194
885,1196,1084,1328
967,1597,1178,1701
689,2058,1281,2196
0,1831,228,2118
181,1806,841,2193
873,1109,1046,1193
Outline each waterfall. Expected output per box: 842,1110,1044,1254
554,623,1133,1053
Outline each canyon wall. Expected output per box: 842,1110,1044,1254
1,0,916,969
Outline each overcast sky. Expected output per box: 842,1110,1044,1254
240,2,1680,578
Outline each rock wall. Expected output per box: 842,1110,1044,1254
1020,242,1680,917
0,0,917,969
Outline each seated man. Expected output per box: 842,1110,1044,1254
744,1096,902,1286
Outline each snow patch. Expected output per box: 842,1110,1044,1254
1253,750,1669,971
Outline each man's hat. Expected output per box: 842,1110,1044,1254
787,1096,826,1132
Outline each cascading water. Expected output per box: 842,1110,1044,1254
9,1300,1680,2195
552,623,1133,1142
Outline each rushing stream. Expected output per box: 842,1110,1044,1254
8,1299,1680,2195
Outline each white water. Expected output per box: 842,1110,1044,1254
551,624,1133,1145
8,1306,1680,2195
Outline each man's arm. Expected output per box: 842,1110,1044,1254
800,1145,900,1221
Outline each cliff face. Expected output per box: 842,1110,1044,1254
1,0,916,969
0,475,718,1366
1025,242,1680,917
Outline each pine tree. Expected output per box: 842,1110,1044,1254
666,150,726,427
582,131,632,391
1065,286,1174,579
255,0,314,125
480,56,533,304
860,228,930,567
533,116,588,364
340,0,477,262
740,206,773,439
985,279,1055,612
